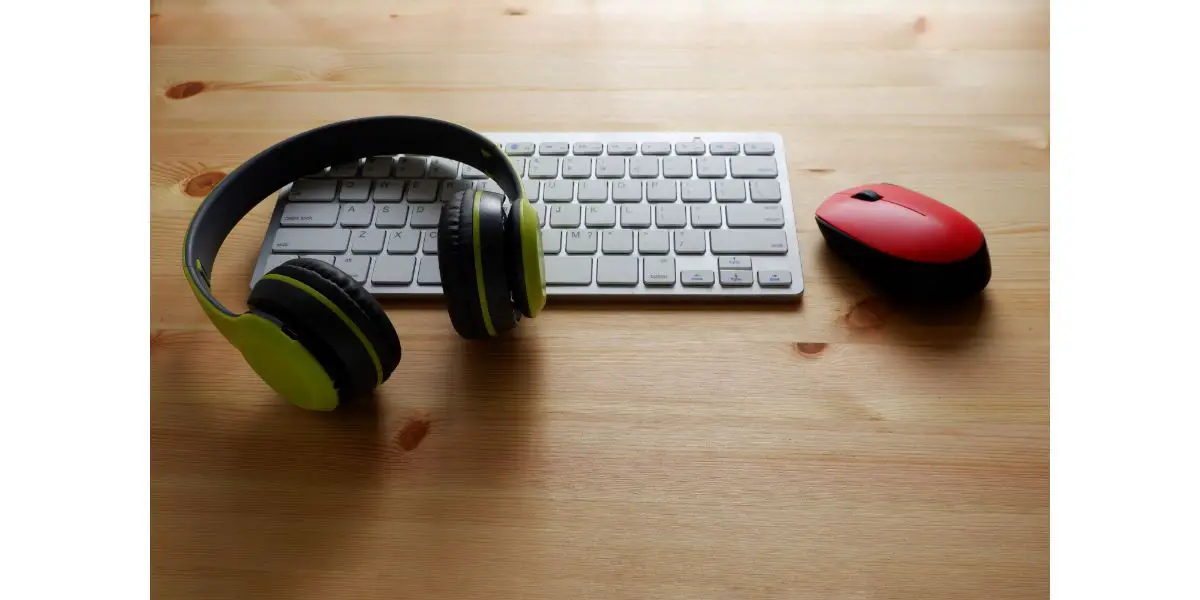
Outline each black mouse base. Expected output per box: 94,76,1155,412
816,217,991,305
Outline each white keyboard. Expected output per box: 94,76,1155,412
251,132,804,299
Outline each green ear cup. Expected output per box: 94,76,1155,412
505,197,546,317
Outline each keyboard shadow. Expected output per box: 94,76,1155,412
377,293,803,313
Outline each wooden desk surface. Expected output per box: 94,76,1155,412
150,1,1048,598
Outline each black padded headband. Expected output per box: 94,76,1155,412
182,115,523,316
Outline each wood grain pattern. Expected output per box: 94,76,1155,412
150,1,1049,598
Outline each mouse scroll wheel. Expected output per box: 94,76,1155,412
851,190,883,201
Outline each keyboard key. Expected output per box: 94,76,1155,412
440,180,473,200
422,231,439,254
405,179,438,202
578,180,608,202
715,180,746,202
584,205,616,227
750,180,783,202
521,179,540,201
674,141,705,155
289,179,337,201
301,254,335,265
427,158,458,178
543,180,573,202
375,203,408,227
719,270,753,287
550,204,582,228
542,230,561,254
744,142,775,155
689,205,722,228
409,204,441,228
681,180,711,202
612,180,642,202
281,203,338,227
696,156,727,178
641,142,671,155
372,179,405,201
539,142,569,155
573,142,603,155
372,255,415,285
719,256,753,270
647,180,677,202
601,230,634,254
545,256,593,285
528,157,559,178
606,142,637,155
386,230,420,254
362,156,394,178
327,161,360,177
638,230,670,254
643,257,676,286
335,255,370,283
673,230,706,254
709,230,788,254
265,254,297,272
417,256,441,284
730,156,779,178
629,156,659,178
663,156,693,178
460,164,486,179
565,230,598,254
339,203,374,227
709,142,740,155
620,204,651,228
338,179,371,201
726,205,785,228
394,157,426,178
505,142,535,156
509,158,526,177
758,270,793,287
655,204,686,228
596,256,638,286
352,229,385,254
563,157,592,178
595,157,625,178
681,270,715,287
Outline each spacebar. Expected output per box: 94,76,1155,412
544,256,593,285
709,230,788,254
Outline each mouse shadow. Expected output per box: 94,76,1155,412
816,244,993,350
151,360,389,599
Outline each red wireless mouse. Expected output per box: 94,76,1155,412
815,183,991,303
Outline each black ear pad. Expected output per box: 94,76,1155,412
438,190,518,339
249,257,402,401
504,202,533,317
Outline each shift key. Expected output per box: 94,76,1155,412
709,230,788,254
272,229,350,253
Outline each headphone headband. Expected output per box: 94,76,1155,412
182,115,524,317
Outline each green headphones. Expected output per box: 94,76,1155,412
182,116,546,411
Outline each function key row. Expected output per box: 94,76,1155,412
501,141,774,157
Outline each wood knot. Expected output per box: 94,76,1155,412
845,297,892,330
165,81,206,100
503,7,528,15
150,329,165,351
804,167,836,174
184,171,226,197
792,342,827,357
912,16,928,34
395,418,431,451
389,13,398,19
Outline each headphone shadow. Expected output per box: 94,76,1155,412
152,365,389,599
